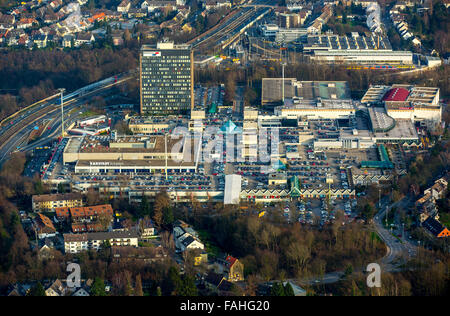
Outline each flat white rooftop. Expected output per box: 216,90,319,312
224,174,242,205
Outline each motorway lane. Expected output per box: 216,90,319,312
0,105,64,163
0,74,133,166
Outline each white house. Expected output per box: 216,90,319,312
172,220,204,252
72,288,90,296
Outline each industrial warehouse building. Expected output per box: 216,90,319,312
303,33,413,66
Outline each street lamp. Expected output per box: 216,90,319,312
281,62,286,104
58,88,66,138
378,188,381,209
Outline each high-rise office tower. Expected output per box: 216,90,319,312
140,42,194,115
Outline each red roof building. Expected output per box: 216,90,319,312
55,207,70,219
382,87,410,102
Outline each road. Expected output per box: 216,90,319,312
374,197,417,268
298,196,418,286
0,73,133,166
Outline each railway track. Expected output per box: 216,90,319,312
193,7,256,52
187,9,240,46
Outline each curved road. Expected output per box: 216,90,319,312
299,197,418,286
0,73,133,166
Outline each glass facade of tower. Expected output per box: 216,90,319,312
140,44,193,115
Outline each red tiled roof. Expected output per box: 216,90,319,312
225,256,237,267
55,207,70,218
72,223,86,233
36,213,56,231
83,204,113,217
70,207,86,218
382,87,410,102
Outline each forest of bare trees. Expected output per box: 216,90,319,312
0,48,138,121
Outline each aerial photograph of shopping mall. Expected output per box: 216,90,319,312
0,0,448,302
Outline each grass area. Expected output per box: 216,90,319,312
138,241,156,248
371,231,382,243
439,212,450,228
324,17,369,35
391,233,404,244
78,109,103,118
196,229,221,257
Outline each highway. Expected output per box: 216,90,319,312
0,72,134,167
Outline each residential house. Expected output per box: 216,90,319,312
145,0,177,12
38,238,57,260
352,0,378,7
411,37,421,46
32,193,83,212
416,177,448,223
178,234,205,252
88,12,106,23
7,29,26,46
204,271,235,295
117,0,131,13
56,204,113,233
17,34,30,46
283,281,307,296
422,217,450,238
141,0,150,9
111,31,124,46
286,0,304,11
0,23,14,31
128,8,147,18
444,53,450,65
212,255,245,282
418,198,439,223
7,284,32,296
43,13,59,24
74,32,95,47
45,279,93,296
64,230,139,253
49,0,63,10
424,178,448,200
17,18,37,29
72,288,90,296
139,218,157,241
203,0,232,11
173,220,204,252
45,279,67,296
34,213,57,239
223,256,244,282
0,14,15,25
62,34,75,47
